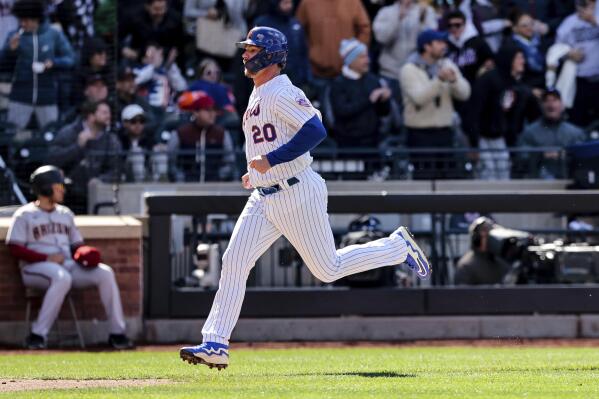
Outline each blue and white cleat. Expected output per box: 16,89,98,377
180,342,229,370
394,226,432,279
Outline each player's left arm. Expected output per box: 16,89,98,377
267,115,326,163
249,115,326,173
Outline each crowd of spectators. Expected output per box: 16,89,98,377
1,0,599,206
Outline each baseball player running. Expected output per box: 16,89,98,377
5,165,134,349
180,27,431,370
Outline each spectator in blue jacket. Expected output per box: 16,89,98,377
188,58,239,127
254,0,311,87
0,0,74,129
508,11,547,89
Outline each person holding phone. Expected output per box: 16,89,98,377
0,0,74,129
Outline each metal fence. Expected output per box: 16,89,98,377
1,144,575,183
0,139,591,211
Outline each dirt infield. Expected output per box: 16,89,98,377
0,379,173,392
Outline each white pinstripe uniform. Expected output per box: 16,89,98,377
5,203,126,338
201,74,409,345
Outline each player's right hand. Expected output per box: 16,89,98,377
47,253,65,265
241,173,252,190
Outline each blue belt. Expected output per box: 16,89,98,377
257,177,300,196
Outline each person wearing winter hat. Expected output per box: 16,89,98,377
330,38,392,149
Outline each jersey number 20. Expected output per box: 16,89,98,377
252,124,277,144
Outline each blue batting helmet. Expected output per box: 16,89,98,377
236,26,288,74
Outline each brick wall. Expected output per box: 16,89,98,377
0,238,142,322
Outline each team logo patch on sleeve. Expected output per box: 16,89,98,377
295,96,311,107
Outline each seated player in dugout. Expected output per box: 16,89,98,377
179,26,432,371
5,166,134,350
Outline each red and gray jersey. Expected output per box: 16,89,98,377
5,203,83,263
243,74,321,187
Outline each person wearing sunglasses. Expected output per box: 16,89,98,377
508,11,548,89
188,58,239,127
444,9,494,145
118,104,168,182
445,10,494,86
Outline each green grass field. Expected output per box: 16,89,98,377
1,345,599,398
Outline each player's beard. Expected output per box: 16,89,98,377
243,66,255,78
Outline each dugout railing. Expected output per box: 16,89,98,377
145,190,599,319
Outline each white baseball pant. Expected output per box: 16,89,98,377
21,260,126,337
202,167,408,345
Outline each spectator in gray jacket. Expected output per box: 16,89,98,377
0,0,74,129
556,0,599,127
518,88,586,179
184,0,248,39
373,0,437,87
48,100,122,191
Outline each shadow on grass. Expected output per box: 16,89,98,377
288,371,416,378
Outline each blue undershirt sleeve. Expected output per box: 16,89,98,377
265,115,327,166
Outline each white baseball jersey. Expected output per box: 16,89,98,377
243,74,320,187
200,73,412,347
6,202,83,263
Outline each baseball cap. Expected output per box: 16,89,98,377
121,104,145,121
177,91,215,111
417,29,449,51
542,87,561,100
